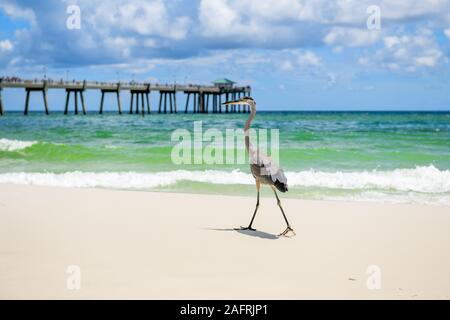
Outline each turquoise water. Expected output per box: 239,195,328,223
1,111,449,204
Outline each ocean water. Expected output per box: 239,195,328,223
1,111,449,205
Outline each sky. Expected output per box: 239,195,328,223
1,0,450,111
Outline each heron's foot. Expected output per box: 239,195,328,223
235,226,256,231
279,226,296,237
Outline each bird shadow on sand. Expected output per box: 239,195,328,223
204,228,279,240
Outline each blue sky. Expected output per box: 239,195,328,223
1,0,450,110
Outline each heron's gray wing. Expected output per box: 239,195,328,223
251,150,288,192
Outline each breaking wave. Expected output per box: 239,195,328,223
0,165,448,194
0,138,37,151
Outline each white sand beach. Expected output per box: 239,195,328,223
0,184,449,299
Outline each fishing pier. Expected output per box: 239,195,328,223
0,78,251,116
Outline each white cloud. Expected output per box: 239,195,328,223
1,0,450,76
383,36,401,48
103,37,137,58
86,0,191,40
358,57,370,66
199,0,241,37
198,0,310,39
361,29,445,71
445,29,450,38
198,0,450,43
0,2,36,25
324,27,381,47
0,0,194,67
276,50,322,73
236,54,271,65
297,51,321,66
414,52,442,67
332,46,343,53
91,60,156,75
280,60,294,71
200,0,444,27
0,40,13,52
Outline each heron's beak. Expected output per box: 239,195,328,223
222,98,248,106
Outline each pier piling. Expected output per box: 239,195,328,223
100,84,122,114
64,90,70,114
158,90,176,114
74,91,79,114
173,92,177,113
198,93,203,113
43,88,49,114
158,93,162,113
135,92,139,114
130,92,134,114
163,92,167,113
145,92,150,114
80,92,86,114
24,90,30,115
225,93,229,113
0,87,3,116
130,85,150,115
64,89,87,115
99,91,105,114
24,86,49,115
194,93,198,113
116,91,122,114
140,93,145,116
184,93,190,113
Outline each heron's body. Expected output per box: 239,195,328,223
250,153,288,193
223,96,295,237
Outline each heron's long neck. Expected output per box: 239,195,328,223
244,102,256,152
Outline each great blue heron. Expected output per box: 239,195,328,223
223,97,295,237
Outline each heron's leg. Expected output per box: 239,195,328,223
272,187,295,237
237,180,260,231
247,189,259,229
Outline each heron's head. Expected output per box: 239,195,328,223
222,96,255,107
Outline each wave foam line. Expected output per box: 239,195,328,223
287,165,450,193
0,165,449,193
0,170,253,189
0,138,37,151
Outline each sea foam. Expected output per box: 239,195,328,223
287,165,450,193
0,170,253,189
0,138,37,151
0,165,448,194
